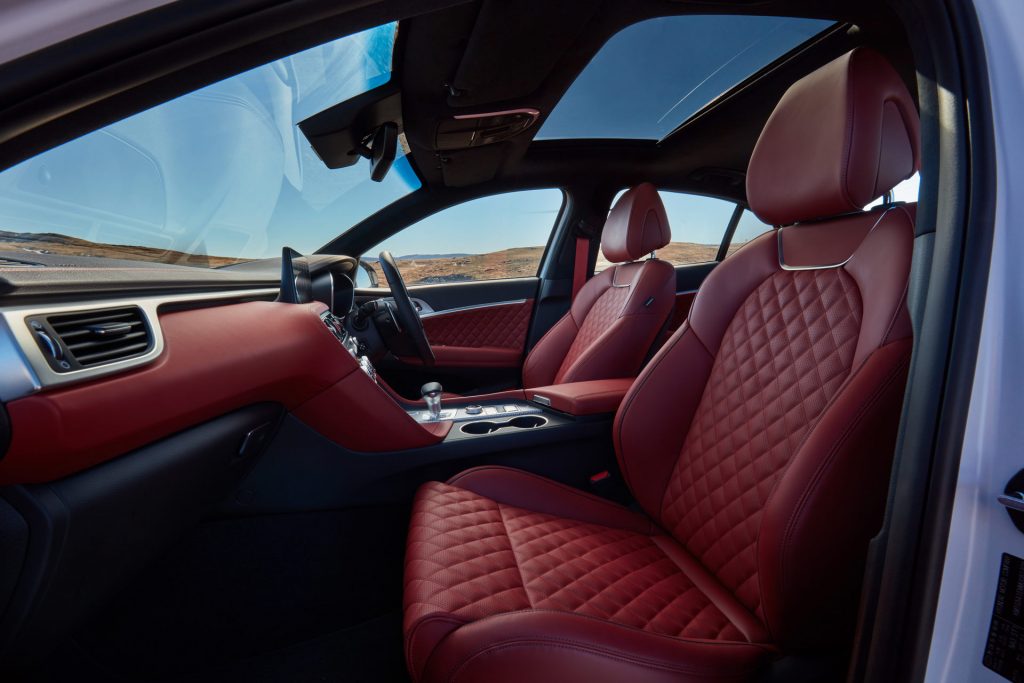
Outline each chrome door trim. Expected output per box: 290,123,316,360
419,299,529,319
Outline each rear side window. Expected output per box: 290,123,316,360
367,189,564,285
597,189,737,270
727,209,773,256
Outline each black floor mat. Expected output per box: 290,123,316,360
31,507,411,683
166,613,408,683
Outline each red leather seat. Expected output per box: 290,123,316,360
521,182,676,388
403,47,919,682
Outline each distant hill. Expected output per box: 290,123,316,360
0,229,249,268
370,242,721,285
396,253,471,260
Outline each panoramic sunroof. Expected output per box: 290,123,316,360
537,15,835,141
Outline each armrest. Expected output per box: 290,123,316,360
528,378,634,416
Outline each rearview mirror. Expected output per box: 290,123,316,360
369,122,398,182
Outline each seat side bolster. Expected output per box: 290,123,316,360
448,466,653,534
425,610,773,683
522,313,580,388
406,612,470,682
613,324,715,518
758,338,913,649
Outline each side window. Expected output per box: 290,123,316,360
597,189,736,271
726,209,773,256
366,189,563,286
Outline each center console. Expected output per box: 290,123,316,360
317,307,634,448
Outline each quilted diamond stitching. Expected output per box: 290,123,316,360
502,506,743,640
660,269,862,615
557,284,631,380
404,484,530,629
404,482,744,642
422,301,532,349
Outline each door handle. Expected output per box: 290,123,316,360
1000,471,1024,533
998,491,1024,513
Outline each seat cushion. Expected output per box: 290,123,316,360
404,467,772,682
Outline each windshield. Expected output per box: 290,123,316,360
537,15,834,141
0,21,421,269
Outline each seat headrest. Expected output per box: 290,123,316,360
747,48,920,226
601,183,672,263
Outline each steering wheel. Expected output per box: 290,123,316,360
378,250,435,367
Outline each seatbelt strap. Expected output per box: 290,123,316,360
571,236,589,300
571,217,599,301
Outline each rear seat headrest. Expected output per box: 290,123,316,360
601,182,672,263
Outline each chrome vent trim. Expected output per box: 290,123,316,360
41,306,152,369
0,288,277,399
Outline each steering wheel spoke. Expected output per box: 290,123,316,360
377,251,435,366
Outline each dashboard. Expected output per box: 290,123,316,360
0,252,362,400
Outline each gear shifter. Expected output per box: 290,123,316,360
421,382,443,421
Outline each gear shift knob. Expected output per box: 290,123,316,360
421,382,443,421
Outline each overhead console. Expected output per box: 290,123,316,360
434,109,540,150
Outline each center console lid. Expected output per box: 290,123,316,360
528,378,634,416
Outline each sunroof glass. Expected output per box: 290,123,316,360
536,15,835,141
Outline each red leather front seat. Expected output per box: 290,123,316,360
403,47,919,682
521,182,675,388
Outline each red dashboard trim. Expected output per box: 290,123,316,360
0,301,447,484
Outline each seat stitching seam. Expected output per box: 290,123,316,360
446,637,769,682
498,503,535,609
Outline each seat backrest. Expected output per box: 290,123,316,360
522,183,675,388
614,48,919,651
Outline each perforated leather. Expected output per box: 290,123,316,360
555,284,632,382
405,481,751,679
660,269,862,614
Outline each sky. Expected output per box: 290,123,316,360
373,189,565,257
0,15,918,267
538,15,833,140
0,22,420,262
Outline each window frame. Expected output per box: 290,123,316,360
602,187,748,271
361,187,568,286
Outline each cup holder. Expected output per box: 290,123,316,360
460,415,548,435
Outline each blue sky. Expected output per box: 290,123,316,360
0,15,917,267
0,22,420,262
539,15,832,140
373,190,565,257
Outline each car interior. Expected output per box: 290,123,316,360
0,0,991,681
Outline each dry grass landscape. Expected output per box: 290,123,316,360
372,241,723,285
0,230,249,268
0,231,745,278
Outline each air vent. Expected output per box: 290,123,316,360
28,306,153,372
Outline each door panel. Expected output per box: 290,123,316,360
358,189,563,395
372,280,540,397
421,298,533,367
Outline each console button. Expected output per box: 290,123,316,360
465,404,483,415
